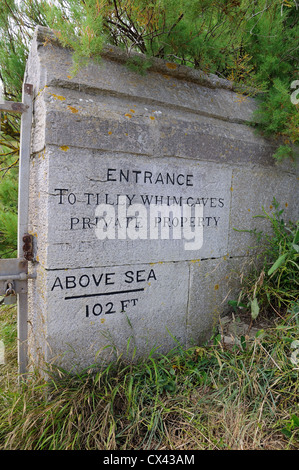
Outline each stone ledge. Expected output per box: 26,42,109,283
33,25,258,95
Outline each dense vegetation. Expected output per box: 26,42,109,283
0,0,298,257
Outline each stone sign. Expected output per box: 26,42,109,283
24,27,298,371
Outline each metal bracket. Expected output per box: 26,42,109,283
22,233,34,261
0,259,36,306
0,272,36,283
0,84,32,114
0,259,30,297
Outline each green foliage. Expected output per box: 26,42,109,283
125,56,153,76
0,1,46,257
243,3,299,154
0,152,18,258
42,0,105,75
233,199,299,319
0,1,34,100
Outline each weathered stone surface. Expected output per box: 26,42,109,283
228,166,299,256
187,257,246,346
24,27,298,371
38,262,190,369
27,27,256,124
37,84,278,165
30,145,232,269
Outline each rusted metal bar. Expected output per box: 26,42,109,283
0,259,28,296
0,102,29,113
0,272,36,282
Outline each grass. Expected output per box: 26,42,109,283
0,302,298,450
